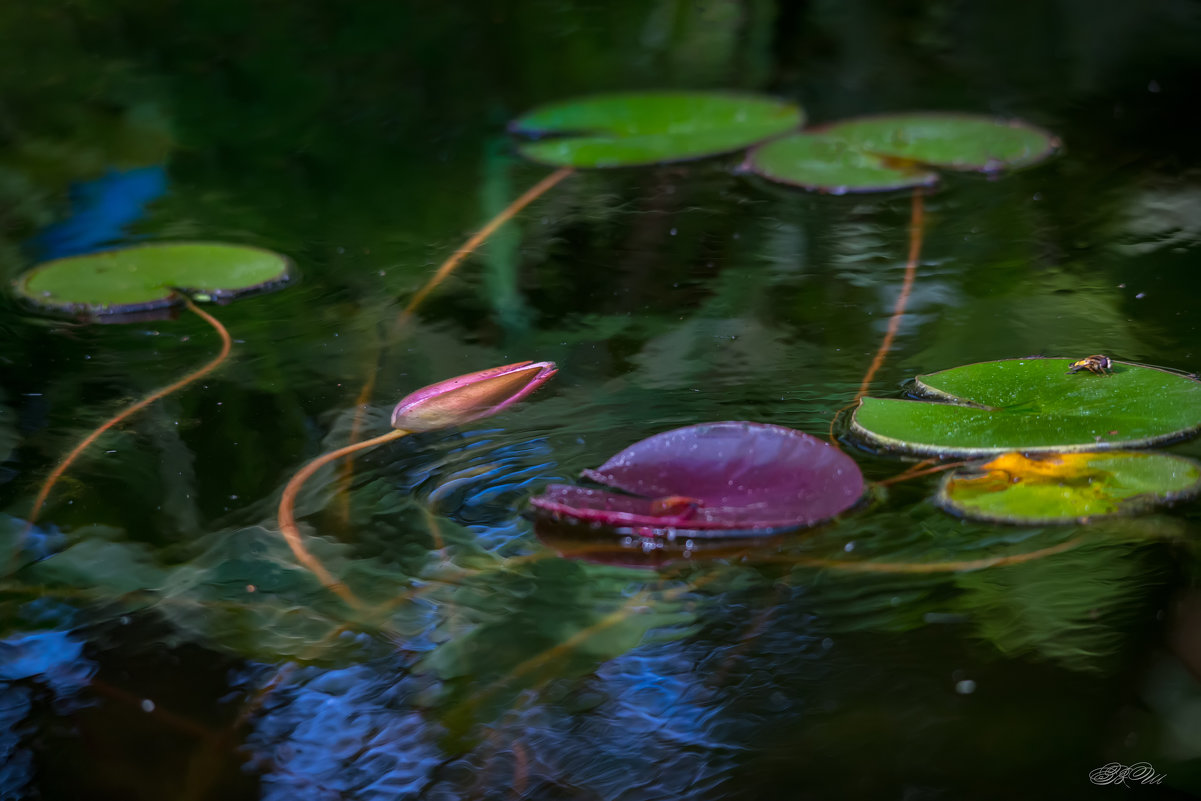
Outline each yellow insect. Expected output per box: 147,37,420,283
1066,354,1113,375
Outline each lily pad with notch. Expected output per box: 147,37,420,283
749,112,1059,193
936,451,1201,525
510,91,803,168
530,421,864,538
14,241,291,317
851,358,1201,458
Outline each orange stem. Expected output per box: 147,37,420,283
774,535,1085,574
25,296,232,529
855,187,926,401
392,165,575,335
334,376,380,526
276,428,410,607
337,166,574,522
830,188,927,445
877,460,965,487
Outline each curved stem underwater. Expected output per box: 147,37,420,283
876,459,965,487
773,535,1085,574
26,295,232,529
277,427,410,608
338,166,574,522
856,188,927,401
391,165,575,336
830,188,927,444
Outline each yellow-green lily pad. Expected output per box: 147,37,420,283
747,133,939,194
510,91,803,168
937,451,1201,524
14,242,291,316
749,112,1058,193
851,358,1201,457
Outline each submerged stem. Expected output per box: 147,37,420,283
855,187,927,401
877,459,965,487
771,535,1085,574
392,165,574,336
338,166,574,522
25,295,233,530
830,188,927,445
277,428,410,607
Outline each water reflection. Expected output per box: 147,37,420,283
3,0,1201,797
32,166,168,260
0,629,96,799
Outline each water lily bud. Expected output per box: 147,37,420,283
390,361,557,432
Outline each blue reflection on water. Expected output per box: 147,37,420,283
0,629,96,799
241,585,828,800
31,165,167,259
243,662,444,801
0,630,93,690
420,430,562,553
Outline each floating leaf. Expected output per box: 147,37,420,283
510,92,803,168
530,421,864,537
851,358,1201,457
749,113,1058,193
821,114,1058,172
13,241,291,316
936,451,1201,524
749,133,938,193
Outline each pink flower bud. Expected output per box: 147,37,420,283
390,361,557,432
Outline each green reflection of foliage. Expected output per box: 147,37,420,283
767,506,1184,672
911,269,1157,368
952,541,1166,672
0,389,15,465
423,558,699,739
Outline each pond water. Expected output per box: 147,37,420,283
2,2,1201,799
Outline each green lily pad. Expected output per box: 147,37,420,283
822,113,1059,172
936,451,1201,524
851,358,1201,457
749,113,1058,193
749,133,939,194
13,242,292,316
510,91,803,168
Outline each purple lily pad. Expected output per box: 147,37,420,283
530,422,864,538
